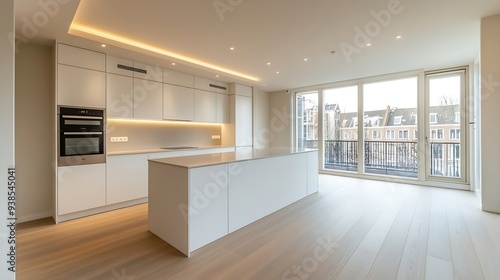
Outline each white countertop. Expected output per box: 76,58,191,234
148,147,317,168
107,145,234,156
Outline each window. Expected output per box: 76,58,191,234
450,128,460,140
414,129,418,139
352,117,358,127
430,113,438,124
386,130,395,139
455,112,460,123
372,130,382,139
342,119,348,127
431,129,443,140
394,116,403,125
398,129,409,139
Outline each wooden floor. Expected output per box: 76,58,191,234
17,175,500,280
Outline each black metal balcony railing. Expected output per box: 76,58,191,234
304,140,460,179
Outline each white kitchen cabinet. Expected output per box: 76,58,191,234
230,83,252,98
134,61,163,82
133,78,163,119
107,73,134,118
58,43,105,71
106,56,133,76
232,95,253,147
163,69,194,87
163,84,194,121
57,164,106,215
57,64,106,108
194,89,217,123
217,93,229,123
106,154,149,205
194,77,228,93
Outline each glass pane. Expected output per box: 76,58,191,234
363,77,418,178
64,119,101,126
296,92,318,149
323,86,358,172
65,137,101,155
428,75,461,178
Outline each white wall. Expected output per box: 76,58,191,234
269,90,293,147
0,0,16,279
15,43,54,222
253,88,270,148
480,14,500,213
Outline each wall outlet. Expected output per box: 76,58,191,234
211,135,221,140
110,137,128,142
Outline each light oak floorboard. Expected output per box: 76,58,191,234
17,175,500,280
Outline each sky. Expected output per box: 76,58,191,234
300,75,461,113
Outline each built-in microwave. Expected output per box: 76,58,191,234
58,106,106,166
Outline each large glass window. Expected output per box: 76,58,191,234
363,77,418,178
296,92,319,149
323,86,358,172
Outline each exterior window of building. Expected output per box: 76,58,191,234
414,129,418,140
431,129,444,140
430,113,438,124
398,129,409,139
372,130,382,139
450,128,460,140
455,112,460,123
352,117,358,127
342,119,348,127
386,130,395,139
394,116,403,125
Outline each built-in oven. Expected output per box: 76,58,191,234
58,106,106,166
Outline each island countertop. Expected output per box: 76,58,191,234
148,147,317,168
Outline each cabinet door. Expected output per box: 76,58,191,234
194,89,217,123
230,84,253,98
107,73,134,118
106,56,133,76
163,69,194,87
133,78,163,119
106,154,149,205
217,93,229,123
57,64,106,108
133,62,163,82
234,95,253,146
57,164,106,215
216,82,229,94
194,77,216,92
58,43,105,71
163,84,194,121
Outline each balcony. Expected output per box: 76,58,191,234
303,140,460,178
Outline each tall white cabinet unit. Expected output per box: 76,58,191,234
230,84,253,148
55,43,107,223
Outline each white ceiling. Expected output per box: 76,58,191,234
15,0,500,92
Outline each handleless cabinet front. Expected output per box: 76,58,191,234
163,84,194,121
57,64,105,108
107,73,134,118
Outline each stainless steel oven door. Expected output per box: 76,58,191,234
58,132,105,166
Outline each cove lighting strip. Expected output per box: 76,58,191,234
69,23,260,82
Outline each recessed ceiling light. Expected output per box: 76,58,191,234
101,44,106,47
171,62,176,66
276,71,280,74
267,62,271,65
230,47,235,50
304,58,308,61
366,43,372,47
396,35,402,39
216,75,219,78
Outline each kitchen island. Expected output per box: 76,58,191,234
148,147,318,257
